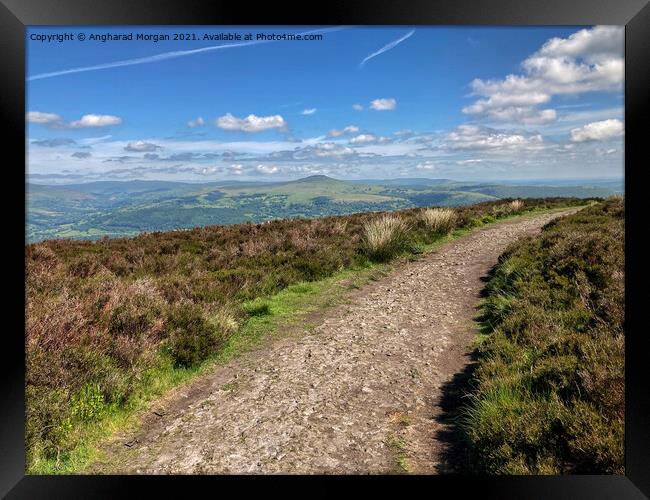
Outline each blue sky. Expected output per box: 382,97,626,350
26,26,624,183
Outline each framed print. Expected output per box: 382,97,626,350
2,0,649,497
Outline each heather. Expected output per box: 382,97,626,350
459,198,624,474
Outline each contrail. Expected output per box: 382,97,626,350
28,26,349,82
360,29,415,68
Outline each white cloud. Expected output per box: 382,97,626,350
69,114,122,128
370,98,397,111
415,161,436,170
124,141,161,152
328,125,359,137
228,164,244,175
255,164,279,174
463,26,623,125
27,111,122,129
216,113,286,133
537,25,624,63
352,103,364,111
200,166,219,175
187,116,204,128
26,127,623,183
349,133,390,145
301,108,317,115
263,141,360,161
26,111,63,126
349,134,377,144
570,119,623,142
445,124,545,151
463,97,557,125
301,143,355,159
310,143,355,157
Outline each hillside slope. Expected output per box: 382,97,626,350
27,176,621,241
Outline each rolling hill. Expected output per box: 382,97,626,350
26,175,623,242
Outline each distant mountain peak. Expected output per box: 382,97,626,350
290,175,343,184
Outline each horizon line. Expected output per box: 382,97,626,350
26,174,625,186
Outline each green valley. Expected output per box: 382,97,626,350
27,175,622,242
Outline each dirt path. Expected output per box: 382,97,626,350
92,210,576,475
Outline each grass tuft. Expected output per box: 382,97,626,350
242,302,272,317
509,199,524,212
361,214,411,262
420,208,457,234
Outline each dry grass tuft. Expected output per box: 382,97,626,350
491,199,525,218
361,214,411,261
509,199,524,212
420,208,457,234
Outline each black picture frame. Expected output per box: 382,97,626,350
2,0,648,497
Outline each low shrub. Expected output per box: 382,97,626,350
67,254,100,278
26,385,72,464
165,302,226,368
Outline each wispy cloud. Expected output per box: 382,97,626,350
328,125,359,137
359,29,415,68
28,27,348,82
32,137,77,147
187,117,204,128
